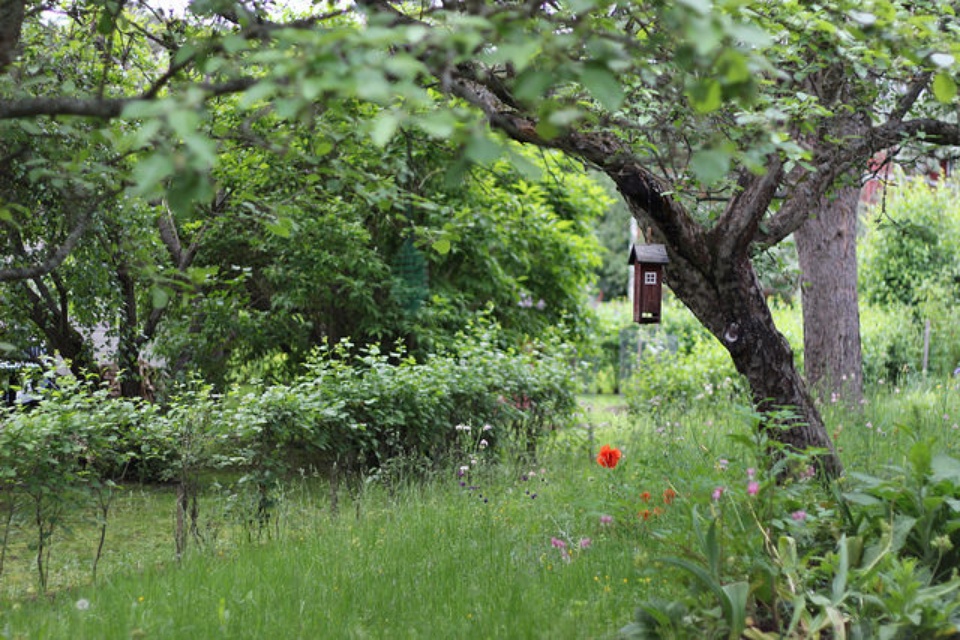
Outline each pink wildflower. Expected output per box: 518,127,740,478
747,481,759,496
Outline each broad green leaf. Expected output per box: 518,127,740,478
676,0,710,15
690,147,732,185
414,111,457,139
265,216,295,238
930,453,960,482
131,153,175,196
514,69,554,103
221,34,247,54
721,582,749,637
933,71,957,103
580,63,624,111
369,112,401,147
687,79,723,113
167,109,200,139
465,135,502,164
238,81,278,109
151,286,170,310
432,237,451,255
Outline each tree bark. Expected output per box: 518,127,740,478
0,0,24,73
795,180,864,406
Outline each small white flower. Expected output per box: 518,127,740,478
75,598,90,611
482,424,493,432
479,439,488,449
460,465,469,473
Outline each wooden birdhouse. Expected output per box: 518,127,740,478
629,243,669,324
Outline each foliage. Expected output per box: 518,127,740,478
858,177,960,378
577,299,636,395
0,378,958,637
860,177,960,310
622,297,748,421
0,327,581,574
621,426,960,638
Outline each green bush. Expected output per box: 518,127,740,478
622,298,748,420
859,177,960,378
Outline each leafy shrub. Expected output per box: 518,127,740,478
619,432,960,638
622,300,748,420
859,177,960,378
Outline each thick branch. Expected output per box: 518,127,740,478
0,78,257,120
0,214,90,282
707,156,783,258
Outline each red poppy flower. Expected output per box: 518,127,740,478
639,509,651,521
663,488,677,505
596,445,622,469
640,491,651,503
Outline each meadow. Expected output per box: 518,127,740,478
1,376,960,639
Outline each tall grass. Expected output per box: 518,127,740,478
2,378,959,638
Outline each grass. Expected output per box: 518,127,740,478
2,381,960,638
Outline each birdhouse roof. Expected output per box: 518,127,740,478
628,243,669,265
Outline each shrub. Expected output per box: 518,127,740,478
622,300,748,421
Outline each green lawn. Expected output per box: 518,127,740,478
2,384,960,638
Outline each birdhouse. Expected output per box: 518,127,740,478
629,244,669,324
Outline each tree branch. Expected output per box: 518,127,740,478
0,187,125,282
707,156,784,258
0,78,257,120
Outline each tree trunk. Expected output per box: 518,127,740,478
115,261,144,398
795,181,864,406
609,167,844,478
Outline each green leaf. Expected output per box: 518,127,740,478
933,71,957,103
370,112,401,147
687,78,723,113
265,216,295,238
690,147,731,185
514,69,555,103
131,153,175,196
931,453,960,483
238,81,278,109
721,582,749,637
580,63,625,111
97,9,115,35
432,237,452,255
464,135,502,164
414,111,457,139
151,286,170,310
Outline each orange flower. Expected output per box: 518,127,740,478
596,445,622,469
639,509,652,521
653,507,664,517
663,488,677,505
640,491,651,503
